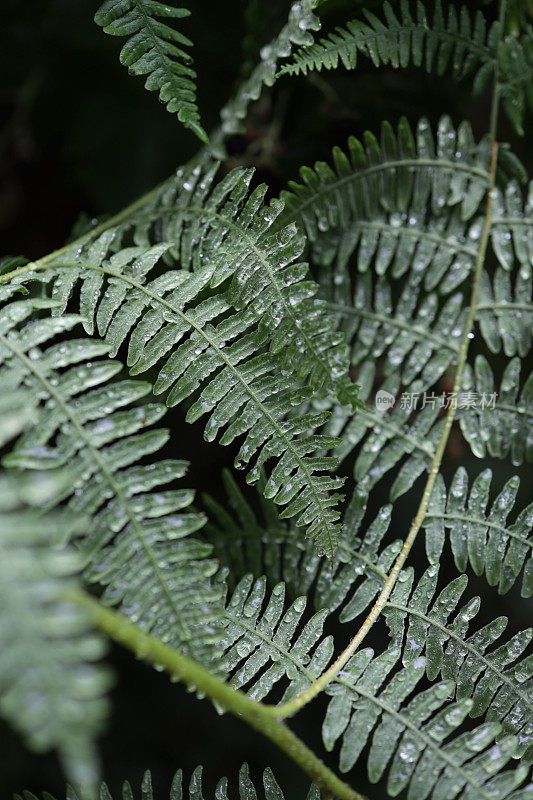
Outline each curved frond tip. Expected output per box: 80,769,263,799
279,0,532,134
94,0,207,141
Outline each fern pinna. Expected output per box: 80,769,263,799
0,1,532,799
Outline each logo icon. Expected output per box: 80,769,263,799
375,390,395,411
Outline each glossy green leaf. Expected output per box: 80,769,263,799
459,356,532,465
94,0,206,141
0,299,224,670
15,763,317,800
426,468,533,597
280,1,532,134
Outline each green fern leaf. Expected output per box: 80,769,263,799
0,387,35,447
280,1,532,134
491,180,533,272
459,356,532,464
327,555,533,759
207,477,533,756
384,565,533,757
94,0,207,141
323,644,527,797
0,299,224,668
204,470,399,612
0,474,109,798
17,167,358,410
308,170,530,303
213,553,531,797
280,0,494,80
135,166,359,407
16,763,318,800
321,362,443,500
221,575,334,703
313,202,479,296
4,170,363,555
214,0,321,152
203,469,319,595
278,116,526,246
478,266,532,357
325,272,467,391
205,473,402,637
426,468,533,597
499,27,533,135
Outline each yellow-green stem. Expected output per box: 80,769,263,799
70,590,365,800
263,0,506,720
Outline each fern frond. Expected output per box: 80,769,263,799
135,166,359,407
215,558,531,796
309,173,530,304
208,479,533,757
491,180,533,273
478,266,532,357
280,116,497,250
499,26,533,135
0,474,109,798
326,349,530,502
0,299,224,668
4,170,363,555
426,467,533,597
281,0,494,81
94,0,206,141
323,645,528,798
313,203,479,296
214,0,320,149
280,1,532,134
384,565,533,756
215,496,398,704
0,387,36,447
17,166,358,410
297,162,531,501
204,471,396,617
17,763,317,800
322,362,443,500
207,472,413,622
325,272,467,391
338,565,533,759
278,116,530,255
459,356,532,464
312,199,531,399
221,575,334,703
203,469,319,596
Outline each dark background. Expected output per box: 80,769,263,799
1,1,531,798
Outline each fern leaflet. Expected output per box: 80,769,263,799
94,0,207,141
1,169,364,556
325,272,466,391
205,478,533,767
426,467,533,597
16,763,318,800
280,0,532,134
213,0,321,153
459,355,532,464
278,116,527,246
281,0,495,81
323,645,527,798
0,299,224,668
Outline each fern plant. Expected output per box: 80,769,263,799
1,1,532,799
